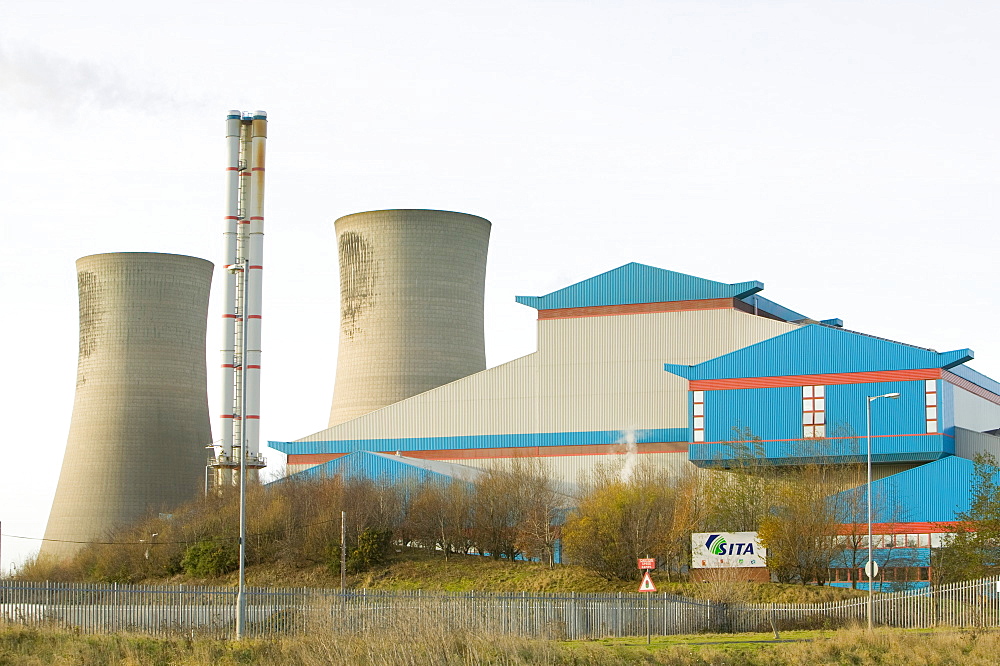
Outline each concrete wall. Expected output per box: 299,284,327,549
328,210,490,426
41,253,213,560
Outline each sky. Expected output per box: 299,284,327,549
2,0,998,571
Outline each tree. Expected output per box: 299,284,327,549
405,480,473,560
757,464,849,585
701,428,776,532
469,462,532,560
562,461,701,580
513,460,566,568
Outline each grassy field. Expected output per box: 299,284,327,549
2,625,999,665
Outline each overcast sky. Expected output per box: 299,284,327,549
2,0,998,570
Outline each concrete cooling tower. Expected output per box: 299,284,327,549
41,253,213,560
328,209,491,427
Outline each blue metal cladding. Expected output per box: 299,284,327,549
940,380,956,437
830,548,932,568
270,427,688,456
826,380,927,439
514,262,763,310
693,380,945,465
283,451,460,485
690,434,948,466
704,386,802,443
832,456,991,524
664,325,973,380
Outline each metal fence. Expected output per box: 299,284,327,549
2,576,1000,639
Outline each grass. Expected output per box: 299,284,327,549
3,625,1000,665
174,547,868,603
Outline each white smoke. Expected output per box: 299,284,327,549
0,43,203,115
616,429,639,483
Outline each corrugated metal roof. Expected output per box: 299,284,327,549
515,263,762,310
665,325,973,381
281,451,484,485
280,451,582,500
270,427,688,456
830,455,992,523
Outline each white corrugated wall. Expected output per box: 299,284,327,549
296,308,797,443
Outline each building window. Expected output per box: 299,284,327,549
925,379,938,433
803,385,826,438
693,391,705,442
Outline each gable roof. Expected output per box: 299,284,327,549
664,324,973,380
515,262,763,310
281,451,485,485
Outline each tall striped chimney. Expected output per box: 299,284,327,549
211,110,267,484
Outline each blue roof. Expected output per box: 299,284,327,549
665,325,974,380
515,263,763,310
832,456,996,523
281,451,484,485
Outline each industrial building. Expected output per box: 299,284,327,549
273,260,1000,587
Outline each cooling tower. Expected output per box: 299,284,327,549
41,252,213,560
328,209,491,427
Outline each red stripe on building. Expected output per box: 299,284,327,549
222,314,238,318
250,216,264,220
220,364,235,368
246,415,260,419
537,298,741,320
288,453,349,465
690,368,942,391
225,167,238,171
248,315,262,319
224,215,239,219
247,365,261,369
943,371,1000,407
249,265,263,269
251,167,265,171
219,414,235,419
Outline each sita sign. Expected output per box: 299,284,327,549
691,532,767,569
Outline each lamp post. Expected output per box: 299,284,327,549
866,391,900,631
235,259,249,640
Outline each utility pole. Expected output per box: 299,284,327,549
341,511,347,591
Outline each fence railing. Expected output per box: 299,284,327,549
2,576,999,639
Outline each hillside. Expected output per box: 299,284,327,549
147,547,866,604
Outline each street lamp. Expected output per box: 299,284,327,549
866,391,900,630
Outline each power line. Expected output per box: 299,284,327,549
2,514,345,547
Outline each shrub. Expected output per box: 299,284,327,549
180,540,239,578
346,529,393,574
